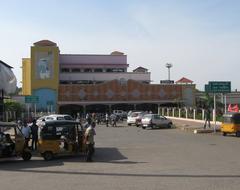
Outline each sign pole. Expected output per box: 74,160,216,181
27,104,30,121
34,103,37,118
213,94,216,133
224,94,227,114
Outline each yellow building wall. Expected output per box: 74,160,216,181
30,46,59,91
22,58,31,95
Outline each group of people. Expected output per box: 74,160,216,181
20,119,39,151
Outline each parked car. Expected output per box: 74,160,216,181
141,114,173,129
127,111,146,127
113,110,127,119
37,114,74,126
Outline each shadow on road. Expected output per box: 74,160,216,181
0,147,144,172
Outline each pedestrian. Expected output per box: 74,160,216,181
110,113,117,127
105,113,109,127
204,108,211,129
31,119,39,151
84,120,96,162
21,120,31,148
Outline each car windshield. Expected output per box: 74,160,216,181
154,115,161,119
131,112,140,117
143,115,152,119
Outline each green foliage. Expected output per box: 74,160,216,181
4,100,24,118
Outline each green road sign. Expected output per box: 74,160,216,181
25,96,39,103
208,81,231,93
205,84,210,93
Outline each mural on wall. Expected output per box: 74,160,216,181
35,51,53,80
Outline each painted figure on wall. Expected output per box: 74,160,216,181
35,51,53,80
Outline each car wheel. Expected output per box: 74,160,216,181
142,126,146,129
151,124,156,129
223,132,227,136
168,123,173,128
22,151,32,161
43,151,54,161
128,123,131,126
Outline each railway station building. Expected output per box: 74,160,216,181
22,40,196,115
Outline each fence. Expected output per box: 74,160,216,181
159,107,220,122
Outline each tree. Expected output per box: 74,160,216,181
4,100,24,119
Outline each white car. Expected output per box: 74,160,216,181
141,114,173,129
127,111,145,127
36,114,73,126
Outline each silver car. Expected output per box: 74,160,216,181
127,111,145,127
141,114,173,129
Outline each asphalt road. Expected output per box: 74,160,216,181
1,121,240,190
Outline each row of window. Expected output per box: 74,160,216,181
59,80,150,85
60,68,126,73
60,80,104,85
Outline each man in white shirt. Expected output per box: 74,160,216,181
21,121,31,148
84,121,96,162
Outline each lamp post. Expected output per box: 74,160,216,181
165,63,173,81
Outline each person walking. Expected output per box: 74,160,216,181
31,119,39,151
84,121,96,162
204,108,211,129
22,120,31,148
105,113,109,127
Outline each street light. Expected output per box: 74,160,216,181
165,63,173,81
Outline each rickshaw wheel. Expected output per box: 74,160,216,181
22,151,32,161
43,151,54,161
236,131,240,137
223,132,227,136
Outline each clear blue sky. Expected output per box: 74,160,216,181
1,0,240,90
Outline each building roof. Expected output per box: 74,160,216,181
110,51,124,55
176,77,193,84
133,66,148,72
59,54,127,66
33,40,57,47
0,60,13,69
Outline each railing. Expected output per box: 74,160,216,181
159,107,221,122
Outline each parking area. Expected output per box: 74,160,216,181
1,120,240,190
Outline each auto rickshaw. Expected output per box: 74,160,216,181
221,112,240,137
0,121,32,161
38,120,86,161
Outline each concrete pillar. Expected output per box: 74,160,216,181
158,105,161,115
193,109,196,120
185,108,188,119
202,109,205,121
173,108,175,117
109,105,112,113
83,105,86,116
6,112,8,122
162,108,164,116
213,109,215,122
167,108,169,116
178,108,181,118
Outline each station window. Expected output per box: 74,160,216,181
84,68,92,72
94,68,103,72
72,68,81,73
61,68,70,73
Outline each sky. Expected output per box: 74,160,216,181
0,0,240,91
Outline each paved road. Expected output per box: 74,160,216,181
1,121,240,190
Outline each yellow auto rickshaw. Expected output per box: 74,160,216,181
0,121,32,161
221,113,240,137
38,120,86,161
